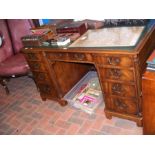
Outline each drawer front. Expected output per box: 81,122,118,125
28,61,46,71
38,83,58,97
32,71,50,82
46,52,68,61
68,53,91,62
94,54,133,67
99,67,134,82
25,52,42,61
105,96,138,115
107,82,136,98
46,52,92,62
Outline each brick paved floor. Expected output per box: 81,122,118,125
0,76,142,135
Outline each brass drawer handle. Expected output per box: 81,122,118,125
114,99,128,110
112,83,122,94
38,73,46,80
28,53,38,60
109,69,122,78
58,53,63,57
107,57,120,65
74,54,85,60
39,84,51,93
32,63,40,70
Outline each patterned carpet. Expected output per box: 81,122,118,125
0,76,142,135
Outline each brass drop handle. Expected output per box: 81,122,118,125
109,69,122,78
107,57,120,65
38,73,45,80
112,83,122,94
107,57,113,65
33,63,40,70
58,53,63,57
28,53,37,60
114,99,128,110
74,54,85,60
40,84,51,93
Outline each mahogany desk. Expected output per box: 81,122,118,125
23,23,155,126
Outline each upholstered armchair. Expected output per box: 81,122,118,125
0,19,35,94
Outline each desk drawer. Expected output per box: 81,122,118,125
28,61,46,71
32,71,50,82
46,52,68,60
105,96,138,115
98,67,135,82
101,81,136,98
46,52,92,62
68,53,89,61
94,54,133,67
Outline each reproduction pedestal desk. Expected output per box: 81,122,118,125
22,22,155,126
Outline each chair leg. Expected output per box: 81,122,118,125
0,77,10,95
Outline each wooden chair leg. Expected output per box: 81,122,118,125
0,78,10,95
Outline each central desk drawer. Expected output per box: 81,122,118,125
46,52,92,62
68,53,87,61
98,67,135,82
46,52,68,60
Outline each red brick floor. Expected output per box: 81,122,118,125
0,76,142,135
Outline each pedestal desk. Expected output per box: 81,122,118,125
22,22,155,126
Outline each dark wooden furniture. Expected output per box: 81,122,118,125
22,22,155,126
142,71,155,134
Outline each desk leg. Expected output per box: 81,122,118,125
104,110,112,119
40,95,68,106
136,120,143,127
41,95,47,101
